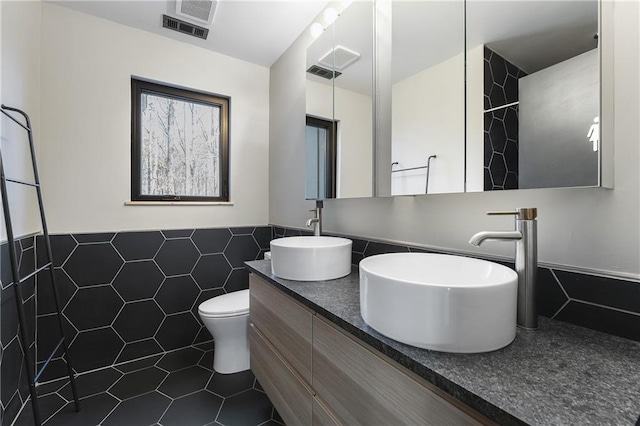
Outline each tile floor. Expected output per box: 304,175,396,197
14,343,283,426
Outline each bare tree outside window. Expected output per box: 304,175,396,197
131,79,229,202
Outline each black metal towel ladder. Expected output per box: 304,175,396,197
0,104,80,425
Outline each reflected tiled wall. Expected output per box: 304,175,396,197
484,47,527,191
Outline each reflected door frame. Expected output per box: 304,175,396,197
306,115,337,199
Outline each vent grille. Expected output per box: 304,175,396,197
179,0,213,22
163,15,209,40
307,65,342,80
319,45,361,71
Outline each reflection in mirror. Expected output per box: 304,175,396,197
305,1,374,199
390,1,465,196
466,1,599,191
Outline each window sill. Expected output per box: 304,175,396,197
124,201,234,206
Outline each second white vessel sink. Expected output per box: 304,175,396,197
360,253,518,353
270,236,352,281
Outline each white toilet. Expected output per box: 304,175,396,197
198,289,250,374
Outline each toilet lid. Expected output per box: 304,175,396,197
198,289,250,318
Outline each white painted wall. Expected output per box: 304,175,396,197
306,79,373,198
269,1,640,278
1,1,42,240
391,53,465,195
39,3,270,233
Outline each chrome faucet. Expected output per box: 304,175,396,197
305,200,323,236
469,207,538,330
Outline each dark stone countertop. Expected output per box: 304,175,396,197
245,260,640,426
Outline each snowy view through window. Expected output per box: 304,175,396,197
140,93,221,197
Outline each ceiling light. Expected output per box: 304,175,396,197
310,22,324,39
323,7,338,25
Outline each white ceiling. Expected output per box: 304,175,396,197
52,0,329,67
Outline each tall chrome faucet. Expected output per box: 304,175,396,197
306,200,323,236
469,207,538,330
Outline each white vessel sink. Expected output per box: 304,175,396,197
360,253,518,353
270,236,352,281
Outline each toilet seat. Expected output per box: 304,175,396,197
198,289,250,318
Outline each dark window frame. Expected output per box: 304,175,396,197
131,77,230,202
306,115,337,199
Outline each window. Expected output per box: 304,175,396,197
305,116,336,199
131,78,229,202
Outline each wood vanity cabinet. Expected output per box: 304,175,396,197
249,274,493,426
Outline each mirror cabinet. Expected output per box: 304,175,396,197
305,0,601,199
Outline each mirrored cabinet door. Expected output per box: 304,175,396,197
466,0,600,192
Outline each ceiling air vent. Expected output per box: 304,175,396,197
319,45,361,71
307,65,342,80
163,15,209,40
175,0,217,25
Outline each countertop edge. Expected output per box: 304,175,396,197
245,261,525,425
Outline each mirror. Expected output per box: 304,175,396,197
304,0,600,198
389,1,465,196
465,0,599,192
305,0,374,199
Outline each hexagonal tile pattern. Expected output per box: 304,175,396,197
160,391,223,426
112,261,164,302
103,391,171,426
192,254,231,290
158,366,210,398
224,269,249,293
113,301,164,342
37,269,77,315
65,286,123,331
483,47,524,191
37,234,77,268
154,239,199,277
192,228,232,254
112,231,165,261
224,235,260,268
156,275,200,314
109,366,167,400
156,312,201,351
252,227,272,250
64,244,123,287
68,328,124,373
217,389,273,426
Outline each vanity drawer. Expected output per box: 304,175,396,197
249,274,313,382
250,324,313,425
312,396,342,426
312,315,492,425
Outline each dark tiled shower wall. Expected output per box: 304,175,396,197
5,227,272,388
484,46,527,191
274,227,640,343
0,235,37,426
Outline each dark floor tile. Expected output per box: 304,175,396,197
198,350,214,371
259,421,284,426
157,347,204,372
46,393,118,426
116,339,164,364
115,354,163,373
13,400,36,426
59,367,122,401
217,389,272,426
160,391,223,426
158,366,211,398
272,407,284,424
39,393,67,422
102,391,171,426
108,367,167,400
207,370,255,398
